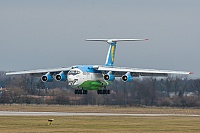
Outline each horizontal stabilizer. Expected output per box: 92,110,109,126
86,38,148,66
86,39,148,44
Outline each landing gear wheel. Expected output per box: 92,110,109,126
107,90,110,94
83,90,88,94
97,89,110,95
97,90,102,94
75,89,88,95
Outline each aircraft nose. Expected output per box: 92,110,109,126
68,75,74,81
68,76,79,86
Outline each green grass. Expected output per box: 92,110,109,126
0,104,200,132
0,116,200,133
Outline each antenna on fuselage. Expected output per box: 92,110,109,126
86,38,148,66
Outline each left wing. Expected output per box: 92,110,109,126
93,65,192,77
6,67,72,76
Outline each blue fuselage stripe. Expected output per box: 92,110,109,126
76,65,102,73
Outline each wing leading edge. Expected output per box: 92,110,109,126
93,65,192,77
6,65,192,77
6,67,72,76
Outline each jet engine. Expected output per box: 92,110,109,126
104,72,115,81
41,72,53,82
121,72,133,82
55,71,67,81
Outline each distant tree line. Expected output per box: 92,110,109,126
0,71,200,107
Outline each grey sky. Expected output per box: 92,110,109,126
0,0,199,78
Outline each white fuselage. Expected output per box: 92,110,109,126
67,68,103,88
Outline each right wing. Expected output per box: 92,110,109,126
93,65,192,77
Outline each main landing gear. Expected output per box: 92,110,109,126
97,89,110,95
74,89,111,95
74,89,88,95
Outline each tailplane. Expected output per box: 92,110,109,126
86,39,148,66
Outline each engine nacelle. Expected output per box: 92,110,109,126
41,72,53,82
104,73,115,81
121,72,133,82
55,71,67,81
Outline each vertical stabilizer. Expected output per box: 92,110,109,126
105,42,116,66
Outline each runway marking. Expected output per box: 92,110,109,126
0,111,199,117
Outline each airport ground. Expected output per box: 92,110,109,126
0,104,200,133
0,104,200,114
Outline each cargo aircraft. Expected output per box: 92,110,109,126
6,39,192,94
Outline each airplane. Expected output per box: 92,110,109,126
6,39,192,95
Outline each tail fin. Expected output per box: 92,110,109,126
86,39,148,66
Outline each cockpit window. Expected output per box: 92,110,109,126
68,70,80,75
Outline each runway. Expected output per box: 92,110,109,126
0,111,199,117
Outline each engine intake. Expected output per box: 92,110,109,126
55,71,67,81
121,72,133,82
104,73,115,81
41,72,53,82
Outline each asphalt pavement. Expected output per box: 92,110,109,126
0,111,199,117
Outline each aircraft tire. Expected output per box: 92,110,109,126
83,90,88,94
97,90,110,95
75,89,88,95
97,90,102,94
75,90,77,94
75,89,84,94
103,90,107,94
78,90,83,94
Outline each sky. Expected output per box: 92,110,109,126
0,0,199,78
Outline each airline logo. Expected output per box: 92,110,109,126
111,45,115,62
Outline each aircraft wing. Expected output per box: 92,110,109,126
6,67,72,76
93,65,192,77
